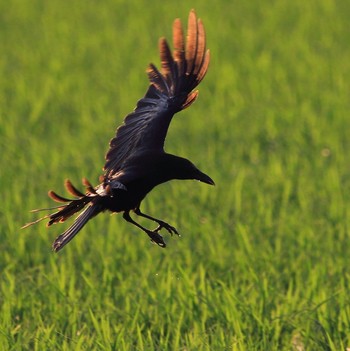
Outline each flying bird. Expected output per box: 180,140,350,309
23,10,214,252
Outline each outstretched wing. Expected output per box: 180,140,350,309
103,9,210,177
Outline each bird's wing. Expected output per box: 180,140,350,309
103,9,210,177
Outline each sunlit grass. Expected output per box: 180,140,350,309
1,0,350,350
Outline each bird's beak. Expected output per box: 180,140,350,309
197,171,215,186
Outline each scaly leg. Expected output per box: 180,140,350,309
123,211,166,247
134,207,179,236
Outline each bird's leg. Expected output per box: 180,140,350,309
123,211,166,248
134,207,179,236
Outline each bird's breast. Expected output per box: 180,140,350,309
102,180,155,213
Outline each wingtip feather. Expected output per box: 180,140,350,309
48,190,72,203
65,179,85,197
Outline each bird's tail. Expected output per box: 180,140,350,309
22,178,102,252
146,9,210,110
51,204,100,252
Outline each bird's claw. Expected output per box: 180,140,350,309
146,230,166,248
154,221,179,236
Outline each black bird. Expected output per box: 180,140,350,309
23,10,214,252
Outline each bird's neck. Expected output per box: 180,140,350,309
158,153,194,182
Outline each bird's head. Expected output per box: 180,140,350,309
168,155,215,185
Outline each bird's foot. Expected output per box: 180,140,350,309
154,221,179,236
146,230,166,248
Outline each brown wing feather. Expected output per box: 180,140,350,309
147,63,169,94
82,177,96,193
48,190,72,203
104,9,210,177
193,20,206,76
65,179,85,197
173,18,186,84
160,38,177,89
197,50,210,85
185,10,198,76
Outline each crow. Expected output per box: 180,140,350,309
23,10,214,252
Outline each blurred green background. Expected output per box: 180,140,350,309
1,0,350,350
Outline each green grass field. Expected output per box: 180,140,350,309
1,0,350,349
